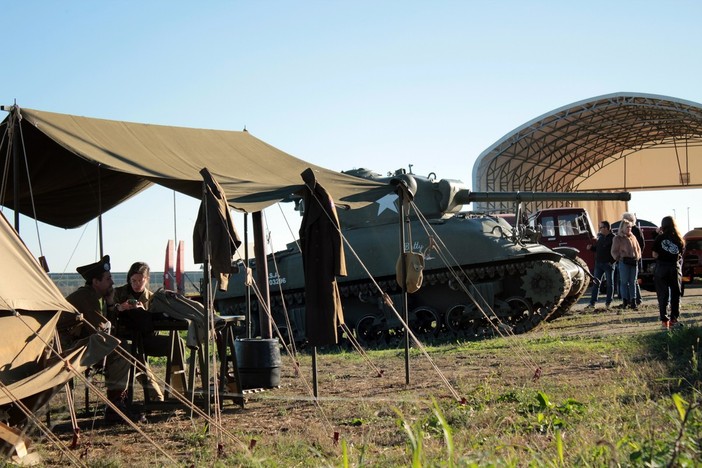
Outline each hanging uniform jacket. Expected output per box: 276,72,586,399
299,168,347,346
193,168,242,291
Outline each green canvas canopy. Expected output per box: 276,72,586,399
0,107,388,229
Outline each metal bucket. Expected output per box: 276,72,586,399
234,338,281,389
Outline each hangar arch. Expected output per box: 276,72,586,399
471,92,702,221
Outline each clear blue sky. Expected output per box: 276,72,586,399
3,1,701,273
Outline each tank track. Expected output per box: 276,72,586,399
227,258,576,346
545,256,590,322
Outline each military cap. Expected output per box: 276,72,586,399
76,255,111,282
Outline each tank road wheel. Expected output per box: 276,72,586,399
445,304,472,332
520,260,570,318
444,304,486,338
384,326,405,347
355,315,384,346
409,307,440,339
501,296,541,335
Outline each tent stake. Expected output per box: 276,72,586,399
312,346,318,398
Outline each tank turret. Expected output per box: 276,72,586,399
216,168,630,346
337,168,629,229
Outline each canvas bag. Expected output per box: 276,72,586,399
396,251,425,294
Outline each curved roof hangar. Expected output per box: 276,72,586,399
472,92,702,213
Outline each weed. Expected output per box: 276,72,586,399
183,423,209,447
393,407,424,467
518,391,585,433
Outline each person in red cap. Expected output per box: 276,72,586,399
59,255,133,424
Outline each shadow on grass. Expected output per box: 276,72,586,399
637,325,702,394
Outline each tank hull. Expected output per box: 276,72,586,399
216,213,588,345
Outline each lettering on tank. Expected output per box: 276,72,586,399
268,272,287,286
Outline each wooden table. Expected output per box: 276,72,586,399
148,314,246,406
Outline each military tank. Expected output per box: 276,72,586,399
216,168,630,345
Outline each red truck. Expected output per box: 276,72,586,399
526,207,597,271
682,227,702,285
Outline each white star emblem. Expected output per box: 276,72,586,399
376,193,399,216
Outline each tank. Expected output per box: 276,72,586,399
216,168,630,345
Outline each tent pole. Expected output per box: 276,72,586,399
172,190,177,246
10,108,20,232
97,165,104,257
252,211,271,339
201,180,212,420
203,249,212,418
398,190,410,385
392,177,415,385
244,213,252,339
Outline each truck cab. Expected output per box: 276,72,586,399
528,207,597,272
683,228,702,284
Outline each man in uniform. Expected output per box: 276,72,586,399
59,255,132,424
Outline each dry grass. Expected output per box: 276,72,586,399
30,286,702,466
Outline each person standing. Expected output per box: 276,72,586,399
652,216,685,329
611,219,642,310
622,212,645,306
585,221,615,309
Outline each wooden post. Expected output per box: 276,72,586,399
252,211,271,338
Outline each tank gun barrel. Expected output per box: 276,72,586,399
336,168,632,227
455,190,631,205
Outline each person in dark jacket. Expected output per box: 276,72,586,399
652,216,685,329
585,220,615,309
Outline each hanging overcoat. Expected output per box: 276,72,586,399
299,168,347,346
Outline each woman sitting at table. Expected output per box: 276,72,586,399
114,262,185,402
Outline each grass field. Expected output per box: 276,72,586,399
32,285,702,466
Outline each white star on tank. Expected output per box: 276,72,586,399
376,193,399,216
